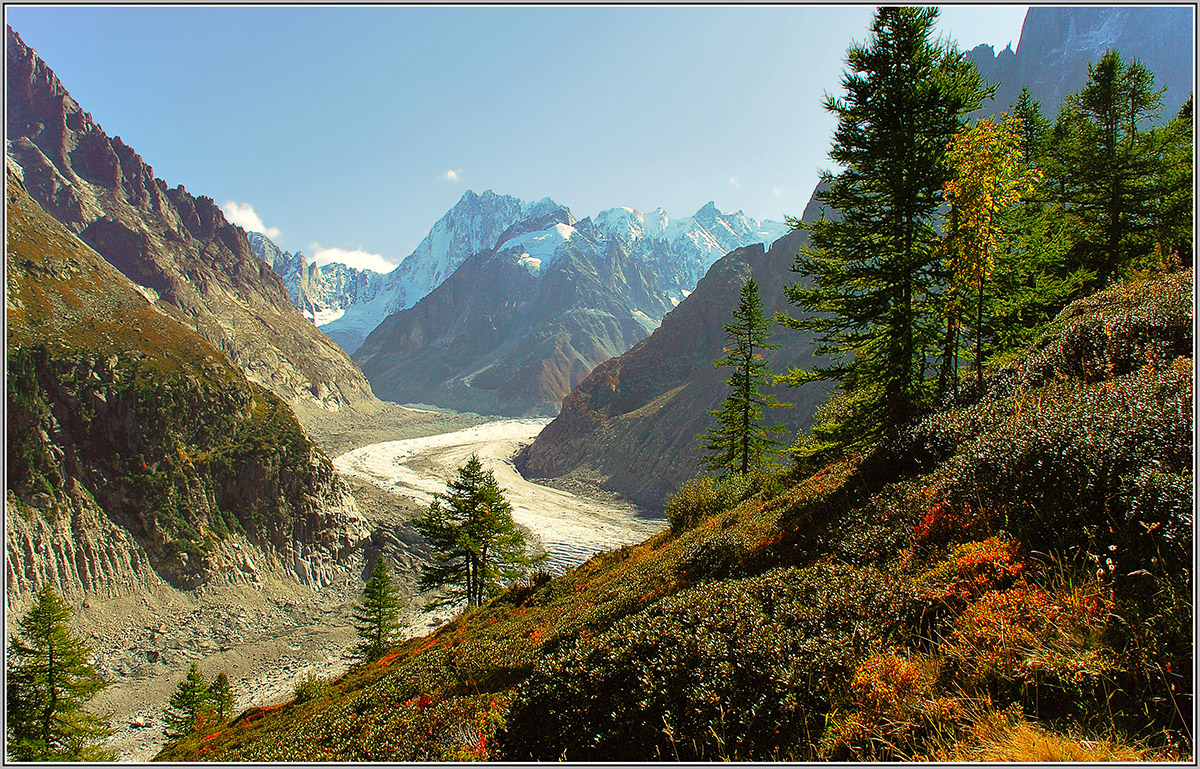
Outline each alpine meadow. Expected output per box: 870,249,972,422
5,4,1194,763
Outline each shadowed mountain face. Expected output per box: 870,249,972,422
6,162,368,600
967,5,1194,118
515,226,832,511
5,26,374,411
353,201,786,416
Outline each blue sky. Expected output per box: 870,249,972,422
6,5,1029,272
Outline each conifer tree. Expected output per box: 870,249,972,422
162,663,209,741
780,6,988,447
1011,86,1051,165
206,672,236,723
6,585,113,761
1046,50,1168,284
415,456,542,610
1155,95,1193,261
700,277,790,475
352,559,402,663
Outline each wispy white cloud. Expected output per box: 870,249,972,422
221,200,280,239
308,242,397,274
772,186,789,198
442,168,464,183
729,176,741,188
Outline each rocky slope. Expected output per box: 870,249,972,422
158,266,1193,762
515,222,830,510
5,26,374,410
5,161,369,609
967,5,1193,118
353,199,786,416
247,232,386,329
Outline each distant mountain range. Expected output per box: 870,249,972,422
246,232,387,328
254,191,786,356
350,196,787,415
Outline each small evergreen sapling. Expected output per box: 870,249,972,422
699,277,790,475
207,672,236,722
352,559,402,663
163,663,210,740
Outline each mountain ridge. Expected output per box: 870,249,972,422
5,25,375,411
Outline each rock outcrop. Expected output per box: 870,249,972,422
6,162,369,611
5,25,375,410
967,5,1193,118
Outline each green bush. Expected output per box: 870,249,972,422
294,673,331,704
665,469,786,533
498,563,920,761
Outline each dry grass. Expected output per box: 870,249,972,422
928,706,1182,762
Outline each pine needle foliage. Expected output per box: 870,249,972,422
415,455,543,610
700,277,790,475
163,662,210,741
1046,50,1170,285
779,6,989,447
5,585,113,761
353,559,403,663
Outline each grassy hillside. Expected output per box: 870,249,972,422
159,266,1192,761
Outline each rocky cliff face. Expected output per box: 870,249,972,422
5,163,369,610
320,191,564,353
515,225,831,510
967,5,1193,118
5,26,375,411
247,232,386,329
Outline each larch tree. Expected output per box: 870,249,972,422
1046,50,1168,284
414,455,542,610
942,113,1041,391
206,672,236,723
700,277,790,475
352,559,402,663
779,6,988,447
5,585,113,762
162,663,210,741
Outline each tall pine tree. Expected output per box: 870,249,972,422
1046,50,1168,284
352,559,402,663
6,586,113,761
700,277,790,475
780,6,988,447
415,456,542,610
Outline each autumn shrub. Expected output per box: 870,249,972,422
497,562,921,761
664,473,752,532
820,651,964,760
